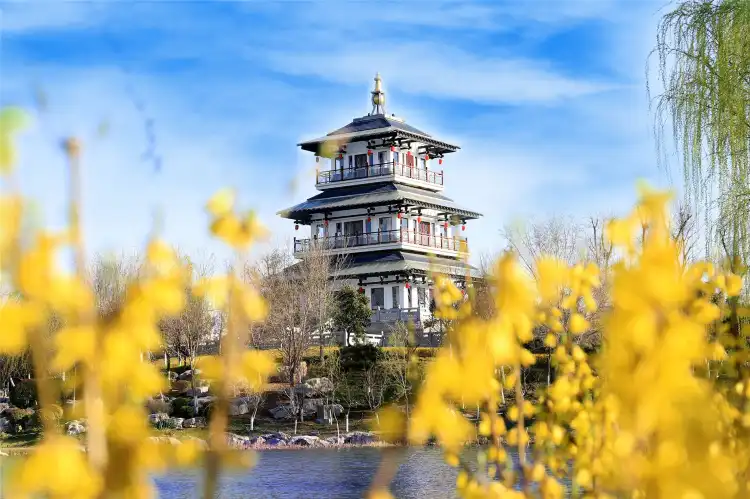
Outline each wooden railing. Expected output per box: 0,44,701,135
316,161,444,186
293,229,467,253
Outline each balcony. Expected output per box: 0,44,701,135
316,161,444,189
293,229,467,256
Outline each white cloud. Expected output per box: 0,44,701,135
263,41,615,105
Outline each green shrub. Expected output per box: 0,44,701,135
171,397,196,419
5,407,35,430
10,379,38,409
339,344,382,371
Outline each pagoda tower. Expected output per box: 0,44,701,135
279,74,481,345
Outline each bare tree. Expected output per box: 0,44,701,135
251,244,336,426
160,257,215,410
383,321,419,418
670,202,699,266
503,216,583,277
364,362,388,426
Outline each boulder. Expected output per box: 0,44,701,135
186,385,210,397
269,405,295,420
182,417,207,429
229,397,250,416
294,377,334,396
0,403,10,415
191,396,216,410
290,435,320,447
325,435,345,445
302,398,323,415
166,417,184,429
264,437,287,447
66,420,86,436
262,432,290,442
249,436,266,446
148,413,170,425
167,371,179,382
178,369,201,381
0,417,9,433
225,433,250,449
344,431,376,445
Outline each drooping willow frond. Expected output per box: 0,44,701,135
650,0,750,280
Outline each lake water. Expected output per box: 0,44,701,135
155,447,460,499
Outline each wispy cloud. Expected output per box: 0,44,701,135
1,0,672,266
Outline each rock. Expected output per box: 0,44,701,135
0,417,9,433
167,371,178,382
186,385,210,397
302,398,323,415
325,435,345,445
167,417,184,429
290,435,320,447
178,369,201,381
344,431,376,445
225,433,250,449
191,396,216,410
249,436,266,446
182,417,207,428
66,420,86,436
262,432,290,441
294,377,334,396
148,413,170,425
229,397,250,416
269,405,295,420
264,437,287,447
0,403,10,415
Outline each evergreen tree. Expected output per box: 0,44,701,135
333,286,372,345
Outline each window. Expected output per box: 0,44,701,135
394,151,399,163
355,154,368,168
391,286,399,309
349,156,353,168
421,158,427,169
418,287,426,307
371,287,385,309
378,151,385,165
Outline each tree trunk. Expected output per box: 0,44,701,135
250,413,255,432
345,412,349,433
190,356,198,414
294,418,298,435
547,352,552,387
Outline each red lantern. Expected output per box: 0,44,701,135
358,287,365,294
462,224,466,231
367,216,371,222
439,158,443,165
367,149,373,155
338,154,343,159
397,212,402,220
417,216,422,223
425,155,430,161
405,282,411,289
407,151,412,156
295,224,299,231
443,222,448,230
390,146,395,152
324,220,329,227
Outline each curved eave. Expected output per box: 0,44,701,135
298,129,460,155
277,200,481,223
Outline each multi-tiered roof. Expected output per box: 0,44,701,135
279,74,481,284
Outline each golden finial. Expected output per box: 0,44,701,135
371,73,385,115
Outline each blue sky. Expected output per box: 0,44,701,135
0,0,675,266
